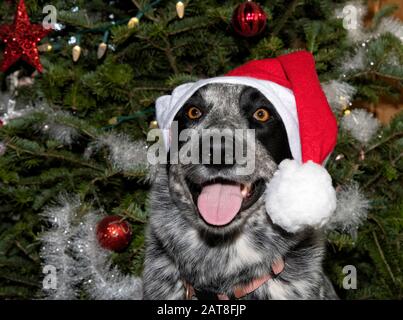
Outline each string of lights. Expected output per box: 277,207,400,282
102,106,155,130
37,1,186,61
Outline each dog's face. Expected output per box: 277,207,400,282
167,84,292,236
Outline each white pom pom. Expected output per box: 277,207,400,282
265,159,337,233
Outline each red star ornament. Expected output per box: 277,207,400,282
0,0,51,73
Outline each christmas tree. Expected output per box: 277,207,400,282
0,0,402,299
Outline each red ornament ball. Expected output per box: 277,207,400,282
96,216,132,252
231,1,267,37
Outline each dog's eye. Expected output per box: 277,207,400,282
186,106,203,120
253,108,270,123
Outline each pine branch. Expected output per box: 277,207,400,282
162,36,180,74
14,240,40,263
363,151,403,189
5,142,103,172
366,131,403,153
272,0,301,37
372,231,396,284
131,0,159,22
131,86,170,92
348,70,403,82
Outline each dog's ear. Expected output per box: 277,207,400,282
239,87,292,164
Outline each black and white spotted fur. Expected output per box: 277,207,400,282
143,84,338,299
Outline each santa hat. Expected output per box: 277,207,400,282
155,51,338,233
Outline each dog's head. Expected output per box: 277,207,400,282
164,83,293,236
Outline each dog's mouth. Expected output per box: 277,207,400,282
185,177,265,227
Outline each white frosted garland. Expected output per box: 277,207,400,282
335,2,402,43
335,1,367,43
340,47,366,74
42,122,79,145
97,133,149,172
341,109,380,145
322,80,356,113
376,17,403,42
326,183,369,233
0,92,35,125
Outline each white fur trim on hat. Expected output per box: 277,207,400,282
265,159,337,233
155,77,302,163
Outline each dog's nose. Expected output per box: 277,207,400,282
200,135,236,169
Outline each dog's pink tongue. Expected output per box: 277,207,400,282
197,183,242,226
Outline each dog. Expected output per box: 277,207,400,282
143,83,338,300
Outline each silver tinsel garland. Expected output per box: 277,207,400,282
40,195,82,299
40,195,143,300
73,211,143,300
86,132,157,182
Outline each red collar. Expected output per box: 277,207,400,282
184,258,285,300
